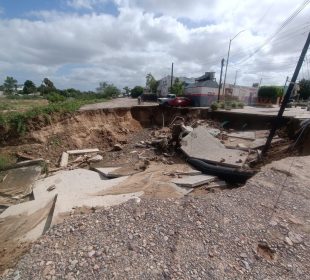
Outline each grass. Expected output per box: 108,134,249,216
0,97,48,113
0,155,15,170
0,98,108,135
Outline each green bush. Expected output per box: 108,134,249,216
47,92,66,103
231,101,237,108
258,86,283,102
0,155,14,170
131,86,144,98
237,101,244,108
211,102,219,111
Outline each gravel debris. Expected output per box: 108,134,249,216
2,156,310,279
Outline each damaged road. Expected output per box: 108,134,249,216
3,155,310,280
0,105,303,277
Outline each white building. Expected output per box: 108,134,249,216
157,75,195,97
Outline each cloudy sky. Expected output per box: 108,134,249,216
0,0,309,91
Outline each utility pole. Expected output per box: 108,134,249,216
233,70,239,86
262,32,310,155
170,62,174,89
218,58,224,102
222,30,246,100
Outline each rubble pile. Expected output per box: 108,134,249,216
0,118,288,273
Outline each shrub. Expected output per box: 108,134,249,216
47,92,66,103
131,86,144,98
231,101,237,108
211,102,219,111
237,101,244,108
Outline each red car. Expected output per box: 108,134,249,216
167,97,191,107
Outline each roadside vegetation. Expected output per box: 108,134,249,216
211,101,245,111
0,76,125,135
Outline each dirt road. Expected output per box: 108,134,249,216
79,97,157,111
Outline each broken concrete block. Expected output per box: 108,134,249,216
181,127,248,167
12,159,44,169
60,152,69,167
171,174,216,188
0,195,56,241
32,169,142,225
89,155,103,163
67,148,99,155
0,165,42,202
113,144,123,151
205,180,227,189
91,167,121,178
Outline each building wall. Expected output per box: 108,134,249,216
184,84,258,107
157,76,196,97
157,76,175,97
184,86,218,106
226,84,258,105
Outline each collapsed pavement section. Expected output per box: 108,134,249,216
3,155,310,280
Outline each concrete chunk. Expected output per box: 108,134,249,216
0,165,42,200
181,126,248,167
91,167,121,178
32,169,142,225
171,174,216,188
67,148,99,155
0,195,56,241
60,152,69,167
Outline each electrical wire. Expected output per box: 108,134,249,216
235,0,310,65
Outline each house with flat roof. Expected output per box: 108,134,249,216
184,72,219,106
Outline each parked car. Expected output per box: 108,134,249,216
167,97,191,107
158,94,176,105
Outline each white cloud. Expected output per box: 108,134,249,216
67,0,107,10
0,0,309,90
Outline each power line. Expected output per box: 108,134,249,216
235,0,310,65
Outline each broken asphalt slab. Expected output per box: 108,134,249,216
32,169,143,225
181,126,248,167
91,166,143,178
0,165,42,206
171,174,216,188
0,195,56,242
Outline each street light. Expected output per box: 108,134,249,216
222,30,246,98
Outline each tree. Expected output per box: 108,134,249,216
97,82,120,98
3,76,17,95
131,86,144,98
123,86,131,96
146,73,159,94
299,79,310,100
258,86,283,102
96,82,108,93
39,78,56,95
23,80,36,95
169,78,184,96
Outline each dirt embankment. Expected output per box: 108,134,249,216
0,108,143,166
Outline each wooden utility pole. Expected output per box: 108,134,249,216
262,32,310,155
170,62,174,89
218,58,225,102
